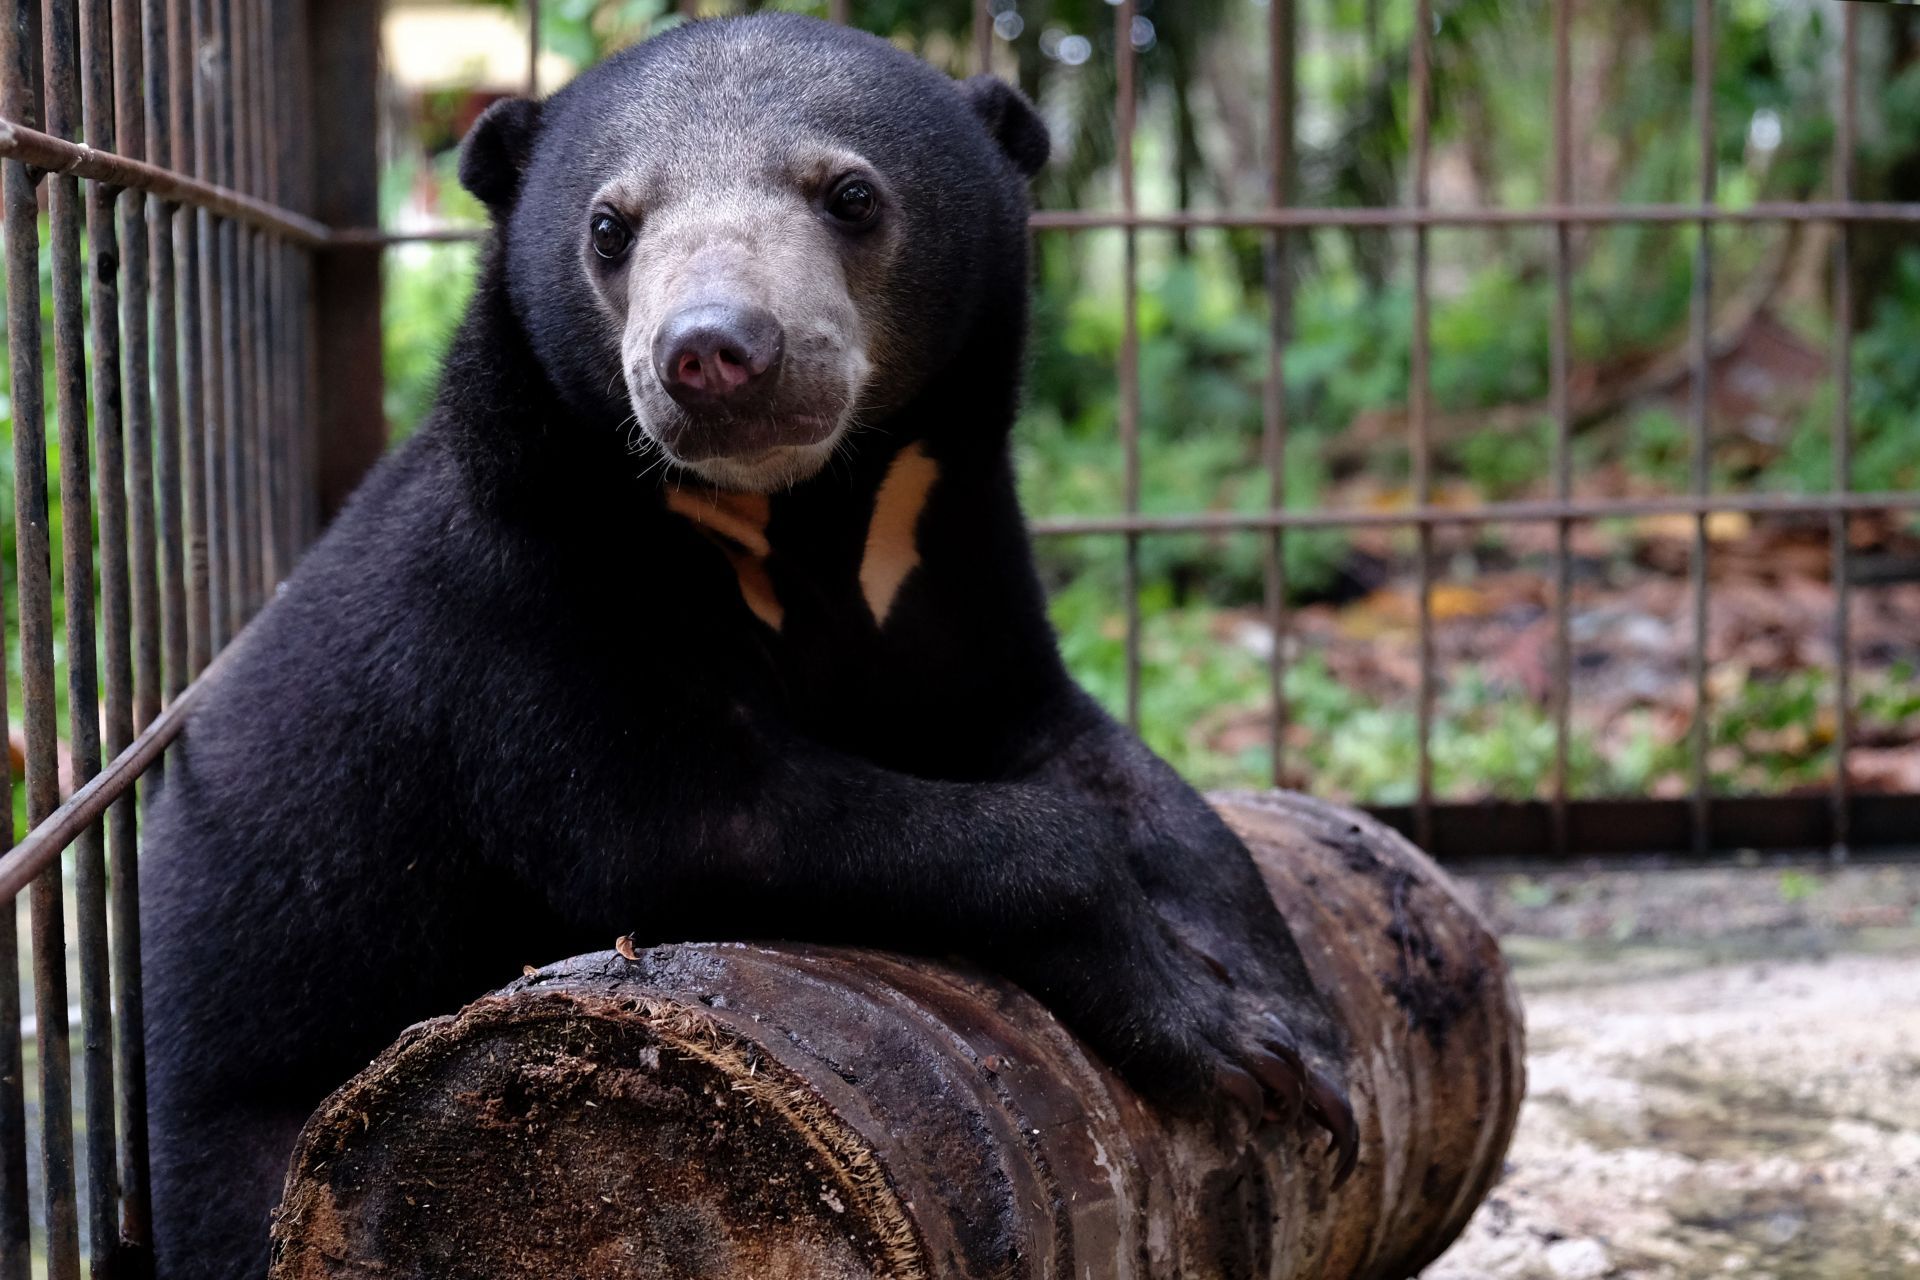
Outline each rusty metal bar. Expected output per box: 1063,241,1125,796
115,0,168,1235
193,0,228,658
972,0,990,75
216,0,243,643
1688,0,1715,854
826,0,846,26
230,224,256,617
177,0,211,679
1026,201,1920,229
1262,0,1296,787
1027,489,1920,537
1410,0,1435,849
0,661,218,904
1549,0,1574,856
114,0,159,1244
0,118,330,241
308,0,387,516
38,0,91,1265
1116,0,1142,730
344,199,1920,249
0,155,1908,251
244,0,266,600
1382,792,1918,865
1829,4,1858,858
253,232,275,595
78,0,130,1253
156,206,188,701
526,0,540,92
0,0,43,1260
231,0,259,618
246,1,272,604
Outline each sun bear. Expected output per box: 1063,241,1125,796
141,15,1354,1275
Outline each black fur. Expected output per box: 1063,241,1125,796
142,16,1350,1276
457,97,542,212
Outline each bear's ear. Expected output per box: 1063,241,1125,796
459,97,543,214
962,76,1049,180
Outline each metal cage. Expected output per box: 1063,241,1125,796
0,0,1916,1268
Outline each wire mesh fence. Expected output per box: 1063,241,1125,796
0,0,1913,1269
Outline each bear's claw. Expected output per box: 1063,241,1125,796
1303,1070,1360,1187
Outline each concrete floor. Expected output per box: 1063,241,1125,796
1428,864,1920,1280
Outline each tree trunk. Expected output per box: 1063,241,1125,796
268,791,1524,1279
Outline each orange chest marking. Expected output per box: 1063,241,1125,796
664,487,783,631
663,444,940,635
858,443,939,627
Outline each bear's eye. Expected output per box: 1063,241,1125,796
826,177,880,227
590,211,633,261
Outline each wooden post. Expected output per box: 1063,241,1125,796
270,793,1524,1278
304,0,385,518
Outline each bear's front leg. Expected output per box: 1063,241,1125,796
525,712,1356,1175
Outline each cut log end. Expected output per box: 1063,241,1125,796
270,792,1524,1279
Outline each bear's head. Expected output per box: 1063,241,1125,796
459,14,1049,493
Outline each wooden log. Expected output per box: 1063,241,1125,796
268,792,1524,1279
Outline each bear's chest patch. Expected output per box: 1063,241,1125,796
857,443,939,626
666,446,941,636
664,487,783,630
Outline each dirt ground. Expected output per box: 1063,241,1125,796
1427,861,1920,1280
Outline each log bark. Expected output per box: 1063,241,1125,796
268,791,1524,1279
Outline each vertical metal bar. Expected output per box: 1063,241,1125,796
308,0,386,517
123,226,164,1245
973,0,991,77
1116,0,1142,731
36,0,90,1265
1689,0,1715,853
115,0,157,1246
0,0,45,1263
1262,0,1296,786
267,242,288,582
253,232,276,595
217,0,246,638
78,0,130,1254
123,0,160,730
1549,0,1574,856
231,227,255,616
244,0,270,609
1410,0,1436,849
826,0,846,26
230,0,256,618
272,0,301,573
154,205,188,702
194,0,228,657
177,0,212,677
526,0,540,93
1829,4,1858,857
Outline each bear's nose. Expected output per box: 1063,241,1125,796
653,303,785,409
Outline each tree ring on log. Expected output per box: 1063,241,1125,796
270,987,928,1279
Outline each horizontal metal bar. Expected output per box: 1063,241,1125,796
331,225,484,246
1381,793,1920,866
342,199,1920,248
0,115,328,243
0,640,232,903
21,137,1912,257
1030,489,1920,538
1029,201,1920,230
